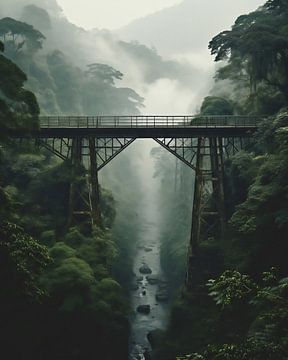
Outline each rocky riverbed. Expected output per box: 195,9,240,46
128,141,171,360
129,220,170,360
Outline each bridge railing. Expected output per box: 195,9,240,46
39,115,263,128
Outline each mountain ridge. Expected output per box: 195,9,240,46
116,0,264,56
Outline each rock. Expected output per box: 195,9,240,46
144,349,152,360
136,276,144,282
136,305,151,314
155,290,169,302
139,264,152,274
146,275,159,285
142,290,146,295
144,247,153,252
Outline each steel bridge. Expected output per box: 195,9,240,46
12,115,264,287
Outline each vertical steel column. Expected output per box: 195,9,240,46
88,138,102,227
186,137,205,287
68,137,83,227
210,137,226,235
186,137,226,288
217,137,226,234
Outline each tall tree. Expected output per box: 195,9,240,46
0,40,39,135
209,3,288,102
0,17,45,57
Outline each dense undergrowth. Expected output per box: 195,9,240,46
1,0,288,359
152,0,288,359
0,6,144,358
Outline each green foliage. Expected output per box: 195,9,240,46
207,270,257,307
200,96,234,115
0,42,39,133
265,0,288,13
162,5,288,358
0,17,45,56
187,340,286,359
0,221,50,301
86,63,123,85
0,11,150,360
42,248,95,301
209,2,288,102
0,15,145,118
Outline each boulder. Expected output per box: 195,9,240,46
136,305,151,314
144,247,153,252
144,349,152,360
139,264,152,274
146,275,159,285
155,290,169,302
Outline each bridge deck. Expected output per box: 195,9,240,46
15,115,264,138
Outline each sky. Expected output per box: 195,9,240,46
57,0,181,29
57,0,264,30
56,0,182,29
54,0,266,114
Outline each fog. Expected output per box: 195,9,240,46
0,1,269,358
0,0,264,115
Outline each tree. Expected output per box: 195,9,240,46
0,17,45,57
86,63,123,85
178,270,288,359
0,40,39,134
200,96,234,115
209,5,288,102
0,221,50,302
265,0,288,13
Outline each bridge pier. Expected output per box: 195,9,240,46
186,137,226,288
12,115,260,283
68,137,102,228
88,138,102,227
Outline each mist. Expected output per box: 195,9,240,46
0,1,273,359
0,0,263,115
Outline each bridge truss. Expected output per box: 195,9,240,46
11,115,262,287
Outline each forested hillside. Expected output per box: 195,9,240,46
1,0,288,359
150,1,288,359
0,4,145,359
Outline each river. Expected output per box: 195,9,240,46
129,140,170,360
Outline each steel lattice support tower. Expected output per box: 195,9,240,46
11,114,262,287
38,136,136,228
185,137,226,288
67,137,100,228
